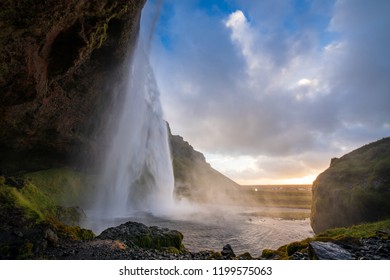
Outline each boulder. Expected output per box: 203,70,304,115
308,241,354,260
221,244,236,258
97,221,184,251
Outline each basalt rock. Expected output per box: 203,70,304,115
308,241,354,260
0,0,146,174
97,221,185,251
221,244,236,259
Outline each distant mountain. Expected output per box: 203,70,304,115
311,137,390,233
168,125,242,204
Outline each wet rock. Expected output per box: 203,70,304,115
237,252,253,260
97,221,184,251
290,251,309,260
44,228,59,246
56,206,86,226
309,241,354,260
221,244,236,258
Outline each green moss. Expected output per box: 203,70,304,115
208,251,223,260
97,23,108,48
87,3,130,50
263,219,390,260
23,168,96,207
162,247,180,255
237,252,253,260
20,182,57,216
44,217,94,241
311,138,390,233
0,179,56,223
317,219,390,239
261,249,278,259
133,232,184,251
286,241,309,256
0,172,94,241
135,235,153,248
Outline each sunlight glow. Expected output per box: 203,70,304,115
205,153,318,186
236,174,317,186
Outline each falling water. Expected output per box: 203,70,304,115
89,36,174,224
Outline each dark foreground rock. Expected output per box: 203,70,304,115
309,241,354,260
42,239,229,260
97,221,184,251
221,244,236,259
311,235,390,260
40,232,390,260
262,225,390,260
3,215,390,260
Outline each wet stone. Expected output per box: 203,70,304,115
309,241,354,260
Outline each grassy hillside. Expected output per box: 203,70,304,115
311,137,390,233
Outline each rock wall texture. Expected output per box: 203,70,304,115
311,137,390,233
0,0,146,173
0,0,241,204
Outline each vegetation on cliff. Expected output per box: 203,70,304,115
0,174,94,259
261,219,390,260
311,137,390,233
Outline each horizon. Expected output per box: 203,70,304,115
142,0,390,185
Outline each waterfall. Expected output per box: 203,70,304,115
90,36,175,223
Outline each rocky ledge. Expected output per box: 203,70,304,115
262,219,390,260
289,232,390,260
37,221,252,260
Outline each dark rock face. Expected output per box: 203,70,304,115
221,244,236,259
311,137,390,233
0,0,146,173
97,221,184,251
308,234,390,260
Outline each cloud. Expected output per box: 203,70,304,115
144,0,390,183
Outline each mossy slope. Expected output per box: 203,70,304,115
0,173,94,259
311,137,390,233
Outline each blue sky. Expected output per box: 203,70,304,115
141,0,390,184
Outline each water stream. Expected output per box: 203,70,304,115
89,37,174,223
84,28,313,256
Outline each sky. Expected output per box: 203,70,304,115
141,0,390,185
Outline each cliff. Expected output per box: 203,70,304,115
169,126,241,204
311,137,390,233
0,0,146,173
0,1,245,259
